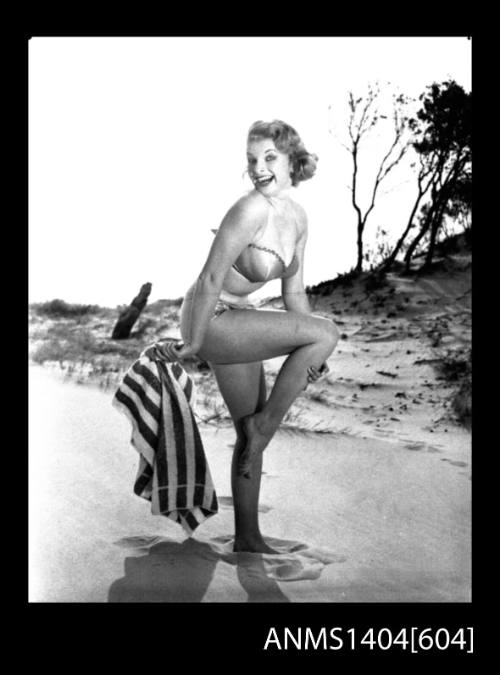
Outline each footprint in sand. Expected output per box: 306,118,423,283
207,535,346,582
440,458,468,467
218,496,272,513
374,429,395,437
404,441,441,453
114,535,165,550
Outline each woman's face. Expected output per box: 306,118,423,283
246,138,292,196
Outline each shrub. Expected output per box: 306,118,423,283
31,339,68,364
453,378,471,428
437,348,471,382
364,271,388,293
306,268,361,296
30,299,101,318
435,348,471,429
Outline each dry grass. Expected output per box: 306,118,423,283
434,347,472,428
30,299,103,318
29,300,185,382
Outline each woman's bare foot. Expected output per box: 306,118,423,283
238,414,275,478
233,536,279,554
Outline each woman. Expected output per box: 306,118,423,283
163,120,339,553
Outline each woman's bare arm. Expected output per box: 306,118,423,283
281,207,311,315
182,193,269,351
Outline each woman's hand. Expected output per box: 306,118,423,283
157,340,199,362
307,362,330,384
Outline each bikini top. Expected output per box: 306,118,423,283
211,198,300,283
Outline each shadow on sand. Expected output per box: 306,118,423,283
108,535,345,603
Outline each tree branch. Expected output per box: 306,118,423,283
365,128,409,221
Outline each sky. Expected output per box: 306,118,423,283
29,36,471,307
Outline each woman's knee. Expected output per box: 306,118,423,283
312,316,339,353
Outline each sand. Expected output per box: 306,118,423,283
29,250,471,602
29,359,470,603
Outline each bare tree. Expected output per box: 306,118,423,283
382,152,436,272
337,83,411,273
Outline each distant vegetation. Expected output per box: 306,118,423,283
30,299,103,318
28,296,189,386
30,324,142,365
30,297,185,320
307,268,372,296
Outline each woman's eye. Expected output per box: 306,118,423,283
265,155,276,161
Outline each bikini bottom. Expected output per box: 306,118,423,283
213,298,256,318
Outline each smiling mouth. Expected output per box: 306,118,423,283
254,175,274,187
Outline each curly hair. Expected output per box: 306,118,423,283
247,119,318,187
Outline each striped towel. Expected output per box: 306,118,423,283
112,341,218,535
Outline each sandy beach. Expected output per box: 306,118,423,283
28,37,472,612
29,354,470,603
29,246,471,603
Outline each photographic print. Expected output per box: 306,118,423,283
28,36,472,611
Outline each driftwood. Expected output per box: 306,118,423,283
111,282,152,339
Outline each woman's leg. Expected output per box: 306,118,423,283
210,360,274,553
238,326,337,476
194,309,339,476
